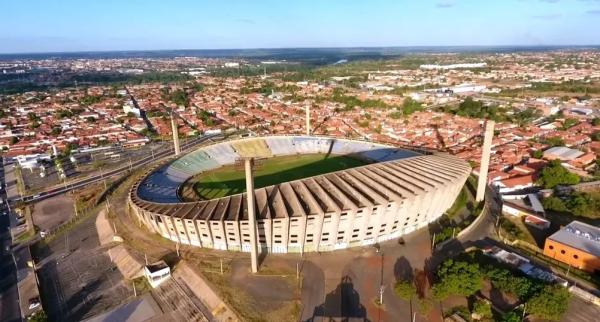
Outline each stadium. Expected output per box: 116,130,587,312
128,135,471,253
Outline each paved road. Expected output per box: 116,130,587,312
0,158,22,322
13,134,220,205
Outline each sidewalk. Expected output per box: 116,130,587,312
13,245,41,319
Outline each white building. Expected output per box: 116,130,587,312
144,261,171,288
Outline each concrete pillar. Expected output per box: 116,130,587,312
305,105,310,136
245,159,259,273
476,120,495,202
171,114,181,156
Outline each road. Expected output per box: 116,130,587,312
0,158,22,322
13,134,221,205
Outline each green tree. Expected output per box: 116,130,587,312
401,97,423,115
532,150,543,159
29,310,47,322
544,137,565,147
526,285,570,321
500,311,522,322
542,196,567,212
393,279,417,301
472,299,493,320
537,160,580,189
592,117,600,126
432,259,482,300
561,118,579,130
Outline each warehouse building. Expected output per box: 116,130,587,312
543,221,600,273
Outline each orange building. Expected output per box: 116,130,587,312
543,221,600,273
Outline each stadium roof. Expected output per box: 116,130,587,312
131,153,471,222
548,221,600,257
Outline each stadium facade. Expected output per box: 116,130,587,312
128,136,470,253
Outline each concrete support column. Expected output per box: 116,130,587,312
305,105,310,136
171,114,181,156
476,120,495,202
245,159,259,273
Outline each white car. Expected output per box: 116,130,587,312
28,297,40,310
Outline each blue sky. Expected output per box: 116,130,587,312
1,0,599,53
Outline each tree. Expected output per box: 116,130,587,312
389,110,402,119
472,299,493,320
592,117,600,126
542,196,567,212
393,279,417,301
485,267,543,300
561,118,579,130
29,310,47,322
591,132,600,141
432,259,482,300
531,150,543,159
401,97,423,115
500,311,522,322
526,285,570,321
537,160,580,189
544,137,565,147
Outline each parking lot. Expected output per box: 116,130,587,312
31,194,75,232
22,141,171,192
34,213,132,322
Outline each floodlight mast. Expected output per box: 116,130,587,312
305,105,311,136
476,120,495,202
244,158,259,273
171,112,181,156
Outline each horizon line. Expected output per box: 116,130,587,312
2,44,600,56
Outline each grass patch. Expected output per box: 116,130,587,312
500,216,537,245
15,229,36,243
446,187,468,218
191,153,367,199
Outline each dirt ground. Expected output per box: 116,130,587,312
31,194,75,232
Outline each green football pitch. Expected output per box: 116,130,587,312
191,153,368,200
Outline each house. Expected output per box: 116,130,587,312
493,174,536,193
543,221,600,273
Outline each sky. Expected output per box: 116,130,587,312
1,0,599,53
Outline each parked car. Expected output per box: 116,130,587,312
28,297,40,310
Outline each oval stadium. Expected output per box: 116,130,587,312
128,136,471,253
